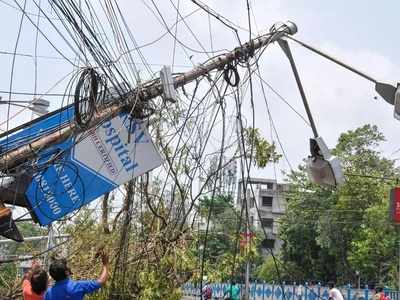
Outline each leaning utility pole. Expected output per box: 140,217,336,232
0,21,298,173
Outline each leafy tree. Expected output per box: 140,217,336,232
196,195,261,282
244,127,281,168
256,255,298,282
348,200,398,287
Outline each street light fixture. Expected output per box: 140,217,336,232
307,137,344,187
0,97,50,115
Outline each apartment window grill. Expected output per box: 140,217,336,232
262,196,273,207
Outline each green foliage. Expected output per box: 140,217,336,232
61,202,196,300
198,195,240,266
137,247,191,300
279,124,400,286
200,195,234,217
257,256,280,282
257,254,303,284
0,263,19,296
244,127,281,168
348,200,398,286
197,194,261,283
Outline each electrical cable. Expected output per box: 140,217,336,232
12,0,79,67
147,0,229,55
0,6,300,299
0,0,62,20
73,67,100,128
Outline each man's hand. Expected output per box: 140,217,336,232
96,249,109,286
95,247,109,265
100,252,109,266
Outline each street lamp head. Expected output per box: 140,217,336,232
284,21,298,35
270,21,298,36
375,82,396,105
30,98,50,115
0,97,50,115
306,137,345,187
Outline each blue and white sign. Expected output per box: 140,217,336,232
0,106,74,154
25,112,162,225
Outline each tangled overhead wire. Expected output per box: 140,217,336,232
74,67,105,128
223,63,240,87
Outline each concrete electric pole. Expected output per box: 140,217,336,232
0,21,298,173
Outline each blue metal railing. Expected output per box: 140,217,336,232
182,282,400,300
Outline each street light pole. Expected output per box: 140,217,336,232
355,270,360,289
245,227,251,300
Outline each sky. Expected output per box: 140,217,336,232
0,0,400,185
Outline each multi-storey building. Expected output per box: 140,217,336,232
237,177,289,253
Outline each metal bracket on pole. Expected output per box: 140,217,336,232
160,66,177,103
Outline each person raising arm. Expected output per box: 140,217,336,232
44,251,109,300
96,251,109,286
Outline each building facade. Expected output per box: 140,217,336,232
237,177,289,253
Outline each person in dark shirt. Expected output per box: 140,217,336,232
44,251,109,300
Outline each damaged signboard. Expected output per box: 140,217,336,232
0,106,162,232
25,112,162,225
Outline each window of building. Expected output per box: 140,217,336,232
250,216,254,226
266,182,273,189
260,218,273,229
261,238,275,250
262,196,273,207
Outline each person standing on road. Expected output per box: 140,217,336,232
223,281,240,300
201,276,212,300
375,287,390,300
328,282,344,300
296,283,304,300
44,251,109,300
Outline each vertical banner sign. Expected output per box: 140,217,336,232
390,187,400,224
25,112,162,225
